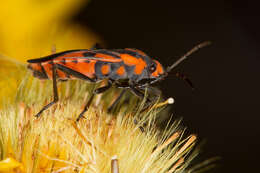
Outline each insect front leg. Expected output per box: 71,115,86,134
131,85,166,113
129,86,152,102
144,86,162,103
107,81,145,113
35,64,59,117
139,86,163,113
115,81,152,105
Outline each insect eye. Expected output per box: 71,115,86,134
149,63,156,73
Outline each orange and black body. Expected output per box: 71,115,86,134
27,42,210,121
27,48,165,85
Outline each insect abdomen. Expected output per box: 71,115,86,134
27,63,49,79
28,60,72,80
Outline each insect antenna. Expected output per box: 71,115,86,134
166,41,211,73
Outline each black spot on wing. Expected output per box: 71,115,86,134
27,49,88,63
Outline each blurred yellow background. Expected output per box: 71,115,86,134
0,0,100,62
0,0,101,106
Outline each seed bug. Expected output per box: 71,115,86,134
27,41,210,121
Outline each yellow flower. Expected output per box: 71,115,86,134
0,2,217,171
0,62,218,172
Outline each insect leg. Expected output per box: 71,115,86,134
94,80,113,94
76,80,113,121
35,64,59,117
107,89,127,113
146,86,161,104
76,93,95,122
54,64,99,122
130,86,144,97
131,86,165,114
115,82,147,100
146,86,162,97
139,87,162,113
106,81,132,113
129,86,151,132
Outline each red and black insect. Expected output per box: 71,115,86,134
27,42,210,121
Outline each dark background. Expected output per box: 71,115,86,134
73,0,260,172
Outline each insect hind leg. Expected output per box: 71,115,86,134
35,64,59,117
